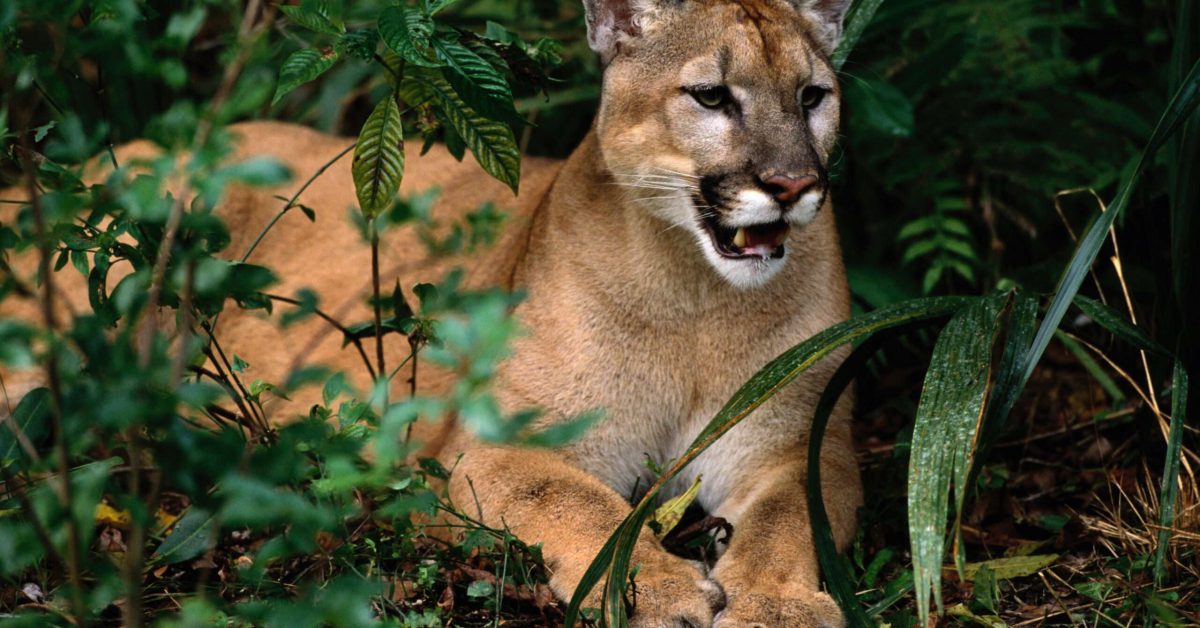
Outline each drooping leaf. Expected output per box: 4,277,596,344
336,29,380,60
378,4,438,67
908,293,1010,623
273,48,340,105
408,68,520,193
352,93,406,217
0,387,50,466
844,76,914,137
1072,295,1169,357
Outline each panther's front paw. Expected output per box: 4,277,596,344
626,556,725,628
712,589,844,628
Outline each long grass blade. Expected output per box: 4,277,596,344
1154,361,1188,586
1016,58,1200,390
908,293,1011,624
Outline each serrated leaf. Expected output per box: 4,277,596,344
273,48,340,105
409,68,520,193
378,5,438,67
279,5,343,35
352,94,406,216
908,294,1011,622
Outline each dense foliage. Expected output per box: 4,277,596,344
0,0,1195,626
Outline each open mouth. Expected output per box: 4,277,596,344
700,214,791,260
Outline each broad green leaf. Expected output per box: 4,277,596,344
908,293,1010,623
273,48,340,105
566,296,970,626
844,76,914,137
279,5,343,35
651,475,701,540
153,507,217,565
352,93,405,217
336,29,380,60
409,68,520,193
378,5,438,67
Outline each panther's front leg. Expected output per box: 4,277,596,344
706,422,862,628
446,445,725,627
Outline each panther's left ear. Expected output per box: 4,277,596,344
792,0,851,54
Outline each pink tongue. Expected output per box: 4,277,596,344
744,223,789,248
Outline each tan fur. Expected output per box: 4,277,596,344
2,0,861,624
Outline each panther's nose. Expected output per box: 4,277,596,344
759,174,818,204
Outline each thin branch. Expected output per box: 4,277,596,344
265,293,377,380
241,142,355,263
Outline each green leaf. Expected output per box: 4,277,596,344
352,93,406,217
153,508,217,565
957,554,1059,581
1072,295,1169,356
378,5,438,67
273,48,340,105
1016,57,1200,389
279,5,343,35
336,29,380,60
1154,361,1188,586
832,0,885,71
973,565,998,613
466,580,494,598
431,36,519,125
0,388,49,466
908,294,1011,623
408,68,520,193
844,76,914,137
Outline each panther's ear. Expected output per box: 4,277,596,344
583,0,666,63
792,0,851,54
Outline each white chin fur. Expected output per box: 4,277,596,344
692,229,787,289
639,191,789,289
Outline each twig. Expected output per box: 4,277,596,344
370,219,387,408
266,293,377,380
241,142,356,263
19,128,88,627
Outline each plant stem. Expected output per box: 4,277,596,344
265,293,377,380
370,219,388,408
241,142,356,263
20,131,88,628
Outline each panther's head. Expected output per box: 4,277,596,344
585,0,848,288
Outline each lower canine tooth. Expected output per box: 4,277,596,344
732,228,747,248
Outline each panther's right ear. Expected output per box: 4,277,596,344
583,0,663,63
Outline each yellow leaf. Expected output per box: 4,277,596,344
94,502,130,526
155,508,181,532
651,475,701,540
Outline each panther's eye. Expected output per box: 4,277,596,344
688,85,732,109
799,85,828,109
